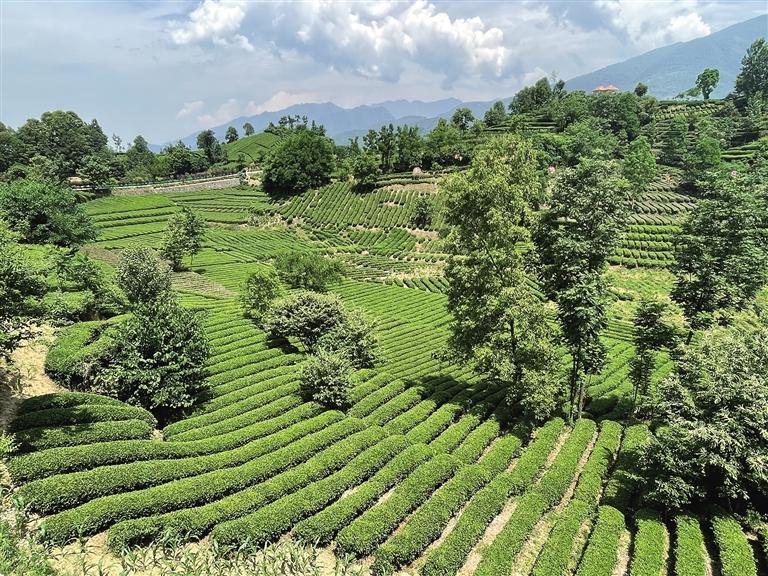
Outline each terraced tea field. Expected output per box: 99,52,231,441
9,177,760,575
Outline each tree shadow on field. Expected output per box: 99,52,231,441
401,372,509,424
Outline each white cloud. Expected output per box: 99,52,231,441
245,91,323,115
169,0,253,51
176,100,204,118
595,0,711,48
196,98,241,127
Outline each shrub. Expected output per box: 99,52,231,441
262,130,336,195
17,391,124,415
264,291,378,367
275,252,343,292
573,420,622,505
96,299,209,419
241,267,283,320
115,247,172,306
300,349,353,409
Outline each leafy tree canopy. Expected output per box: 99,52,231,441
262,130,336,195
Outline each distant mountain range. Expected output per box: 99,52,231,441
162,14,766,150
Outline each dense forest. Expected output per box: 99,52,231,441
0,36,767,576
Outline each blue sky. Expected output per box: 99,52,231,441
2,0,766,144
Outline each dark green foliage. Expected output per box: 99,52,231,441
0,221,45,360
160,207,207,270
13,419,153,453
509,78,553,114
662,115,689,166
243,122,254,136
241,267,283,320
352,152,381,191
97,299,210,417
640,323,768,509
444,135,561,422
225,126,238,144
15,111,108,178
196,130,224,164
275,252,343,292
44,320,117,389
263,130,335,194
484,100,508,127
451,107,475,131
534,159,631,419
697,68,720,100
734,38,768,102
115,247,172,306
630,298,677,407
671,174,768,334
300,349,353,409
634,83,648,97
623,136,656,191
0,179,95,247
411,195,433,228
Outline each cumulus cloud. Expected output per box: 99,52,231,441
246,91,323,115
595,0,711,48
196,98,241,127
169,0,253,51
257,1,512,86
176,100,205,118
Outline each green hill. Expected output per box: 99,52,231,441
222,132,281,162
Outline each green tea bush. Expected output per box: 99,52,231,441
573,420,622,505
17,412,339,514
372,464,489,575
629,509,667,576
17,391,123,415
536,419,596,508
293,443,434,545
44,418,366,544
673,514,707,576
13,419,153,454
532,499,592,576
211,435,409,547
275,252,343,292
10,404,156,432
335,454,459,557
711,512,757,576
474,492,548,576
575,505,625,576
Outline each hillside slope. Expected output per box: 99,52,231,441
566,15,767,98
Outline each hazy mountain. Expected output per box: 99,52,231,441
372,98,462,119
566,15,767,98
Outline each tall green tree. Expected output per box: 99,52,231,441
196,130,224,164
451,108,475,131
696,68,720,100
672,173,768,341
243,122,255,136
734,37,768,102
629,298,678,410
225,126,239,143
483,101,507,127
443,135,561,422
634,83,649,97
160,207,207,270
262,130,335,195
534,159,631,420
622,135,657,191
